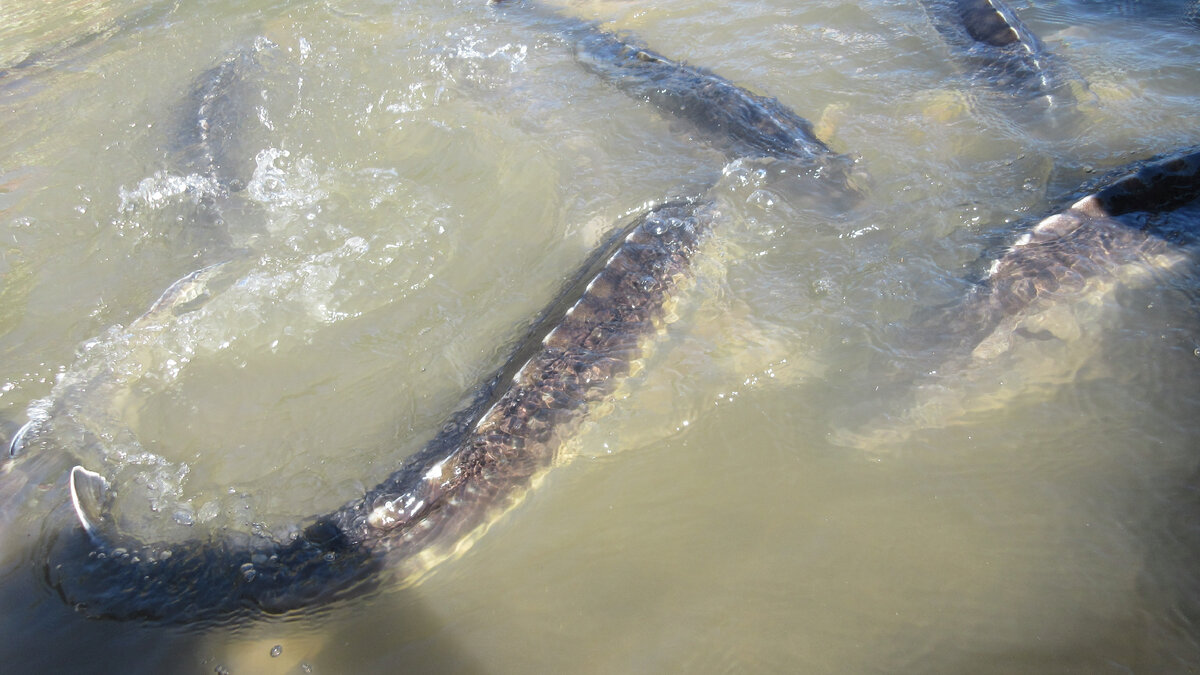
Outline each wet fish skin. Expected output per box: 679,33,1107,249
49,199,716,623
173,45,271,195
952,0,1044,48
835,146,1200,450
570,30,832,164
1087,148,1200,218
920,0,1083,108
489,0,858,185
926,146,1200,360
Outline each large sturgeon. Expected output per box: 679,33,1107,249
920,0,1087,111
6,44,273,460
173,45,269,196
490,0,859,185
839,146,1200,448
48,3,858,623
52,199,715,622
938,146,1200,358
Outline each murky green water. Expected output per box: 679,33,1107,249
2,0,1199,672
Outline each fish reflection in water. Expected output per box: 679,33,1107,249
44,3,857,623
841,147,1200,448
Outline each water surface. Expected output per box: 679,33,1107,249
1,0,1199,672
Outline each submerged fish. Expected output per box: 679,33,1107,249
943,146,1200,358
920,0,1087,111
49,199,717,622
0,2,179,85
173,46,270,196
839,146,1200,448
45,2,863,623
489,0,859,186
6,45,273,460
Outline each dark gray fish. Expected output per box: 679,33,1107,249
46,0,863,623
941,146,1200,356
920,0,1086,110
489,0,859,185
48,198,717,623
172,44,272,197
839,147,1200,448
6,48,272,460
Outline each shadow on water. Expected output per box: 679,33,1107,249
0,424,487,674
3,0,1200,670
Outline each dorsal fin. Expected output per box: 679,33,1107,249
69,466,110,542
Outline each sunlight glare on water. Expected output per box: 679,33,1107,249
1,0,1199,671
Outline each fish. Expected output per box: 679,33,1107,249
941,146,1200,358
7,43,275,460
172,41,275,197
488,0,861,188
838,146,1200,448
49,198,718,622
47,2,864,622
919,0,1087,111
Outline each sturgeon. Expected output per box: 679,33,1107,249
490,0,860,187
6,45,272,460
940,146,1200,358
920,0,1086,110
173,46,269,196
52,199,715,622
48,2,861,622
0,2,180,85
839,146,1200,448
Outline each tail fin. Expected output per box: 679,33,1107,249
8,419,35,457
68,465,109,542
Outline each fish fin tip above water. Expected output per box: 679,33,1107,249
69,465,110,541
7,419,35,457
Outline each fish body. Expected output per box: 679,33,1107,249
839,147,1200,449
570,29,832,164
490,0,858,186
173,47,267,195
51,199,716,622
47,2,860,623
952,146,1200,357
921,0,1084,109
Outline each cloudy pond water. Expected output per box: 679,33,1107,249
1,0,1199,672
